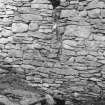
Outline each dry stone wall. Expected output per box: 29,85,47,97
1,0,105,103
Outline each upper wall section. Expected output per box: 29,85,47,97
0,0,56,66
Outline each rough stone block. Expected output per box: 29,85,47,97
21,14,42,22
94,34,105,41
85,40,98,50
63,40,77,49
43,78,53,83
62,49,76,55
66,57,75,64
86,55,97,61
23,53,34,60
4,57,13,63
42,83,50,87
79,10,87,17
1,29,12,37
39,28,52,33
28,31,53,39
75,56,86,63
86,0,105,10
53,68,78,75
21,64,35,70
64,25,91,38
80,73,93,78
86,61,101,67
29,22,38,31
98,60,105,64
14,0,31,1
70,86,84,91
30,60,44,67
6,5,17,10
77,50,88,56
31,4,52,9
34,77,42,83
12,23,28,33
88,9,100,18
101,9,105,17
31,0,50,3
6,10,14,15
60,9,78,18
0,38,9,44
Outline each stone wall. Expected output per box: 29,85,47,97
1,0,105,103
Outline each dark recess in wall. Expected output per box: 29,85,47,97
48,0,60,9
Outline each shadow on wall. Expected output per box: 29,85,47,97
48,0,60,9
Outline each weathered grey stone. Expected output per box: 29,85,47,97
47,53,57,58
60,9,78,18
62,49,76,55
18,7,37,14
89,77,101,82
28,31,53,39
0,95,16,105
94,34,105,41
64,25,91,38
98,60,105,64
0,38,10,44
19,90,41,105
49,83,61,87
76,26,91,38
21,14,42,22
13,36,24,43
63,40,77,49
14,0,30,1
4,57,13,63
75,56,86,63
86,55,97,61
26,76,34,81
39,28,52,33
0,68,9,73
31,4,53,9
5,43,15,49
43,79,53,83
86,0,105,10
77,50,88,55
1,29,12,37
6,10,14,15
70,86,84,91
28,42,42,49
72,66,87,71
53,68,78,75
79,10,87,17
12,23,28,33
88,9,100,18
21,64,35,70
33,77,42,83
80,73,93,78
97,82,105,88
101,9,105,17
29,22,38,31
66,57,75,64
42,83,50,87
23,53,34,60
30,60,44,67
55,80,63,84
86,61,101,67
31,0,50,3
85,40,98,50
6,5,17,10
